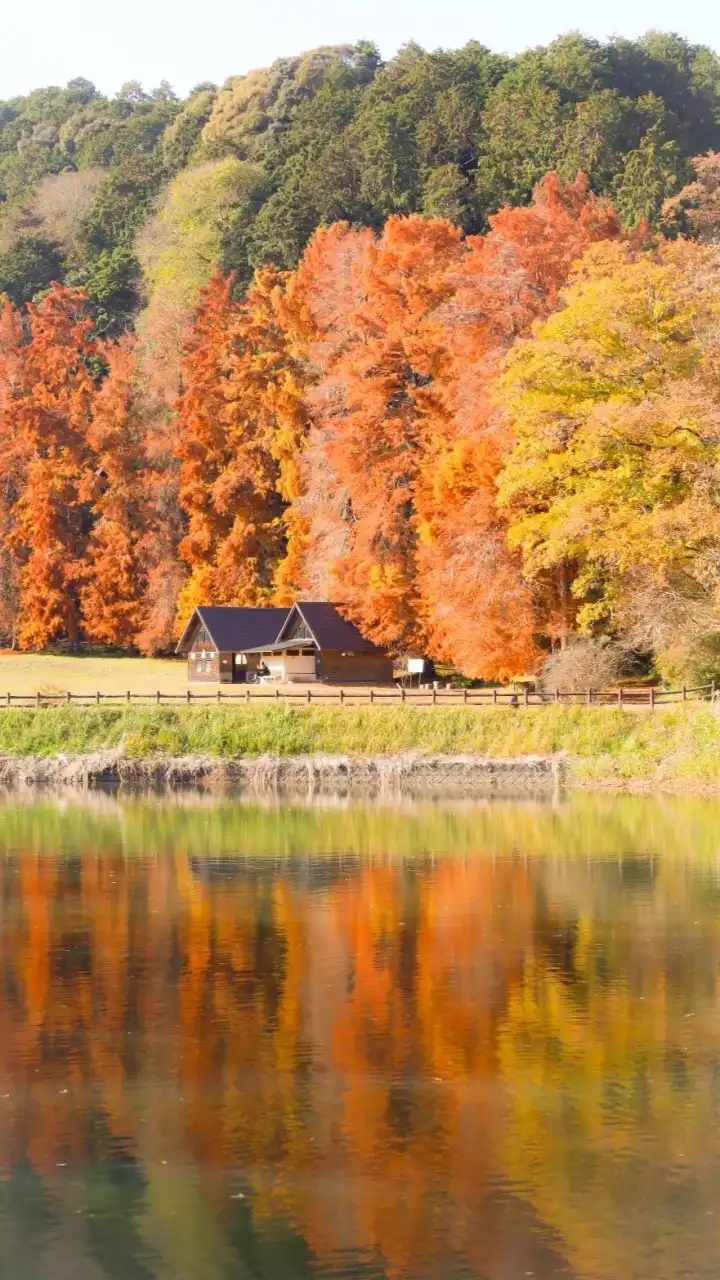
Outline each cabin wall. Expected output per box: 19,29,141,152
319,650,394,685
249,648,318,683
283,652,317,682
187,649,220,683
218,652,234,684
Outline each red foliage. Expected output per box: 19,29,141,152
4,286,104,649
292,177,619,670
0,173,624,673
80,338,147,646
174,269,309,631
296,216,465,652
415,173,621,677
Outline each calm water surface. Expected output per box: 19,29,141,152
1,792,720,1280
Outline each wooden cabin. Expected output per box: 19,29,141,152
177,602,394,685
242,602,394,685
176,606,288,684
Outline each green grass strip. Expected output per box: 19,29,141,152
0,703,718,787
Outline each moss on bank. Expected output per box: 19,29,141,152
0,703,718,789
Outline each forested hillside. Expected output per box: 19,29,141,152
2,33,720,329
2,32,720,683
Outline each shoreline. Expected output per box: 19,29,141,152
0,749,568,796
1,748,720,795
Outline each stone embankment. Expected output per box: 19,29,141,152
0,749,567,796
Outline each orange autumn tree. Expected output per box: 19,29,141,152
0,301,27,644
175,269,309,628
80,337,147,646
296,215,466,653
5,285,106,649
132,370,186,655
289,222,375,600
415,173,621,677
291,184,619,667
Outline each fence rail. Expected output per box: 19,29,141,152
0,683,715,709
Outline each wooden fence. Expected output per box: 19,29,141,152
0,683,715,708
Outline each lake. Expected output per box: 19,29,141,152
1,791,720,1280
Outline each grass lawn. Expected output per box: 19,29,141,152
0,652,189,696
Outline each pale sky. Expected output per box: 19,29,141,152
3,0,719,100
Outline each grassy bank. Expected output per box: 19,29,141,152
0,703,718,789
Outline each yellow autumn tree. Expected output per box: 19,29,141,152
497,239,720,651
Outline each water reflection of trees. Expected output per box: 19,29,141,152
499,858,720,1280
0,800,719,1278
0,839,560,1279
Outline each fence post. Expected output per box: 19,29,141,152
617,687,622,707
217,689,222,704
523,685,529,707
275,686,280,701
683,685,687,702
186,689,191,705
340,687,345,704
493,688,498,706
370,688,374,704
712,681,716,702
432,687,437,705
246,687,250,703
307,688,312,704
463,687,468,705
586,687,592,706
401,687,406,703
156,690,161,706
67,691,71,704
36,691,40,708
650,686,655,709
96,690,100,705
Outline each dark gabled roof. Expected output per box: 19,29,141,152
177,601,385,656
176,606,288,654
280,602,384,654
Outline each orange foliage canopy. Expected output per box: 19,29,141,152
80,338,147,646
415,173,621,677
174,269,309,629
293,215,466,652
0,301,26,643
0,173,627,674
292,175,620,672
1,286,104,649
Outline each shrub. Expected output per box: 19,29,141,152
655,633,720,688
538,639,629,694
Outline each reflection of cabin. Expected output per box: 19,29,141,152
177,602,394,685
